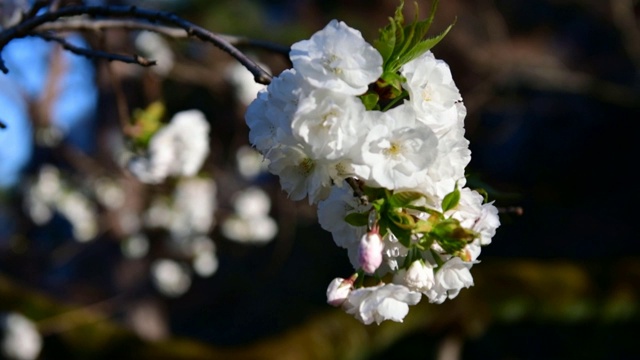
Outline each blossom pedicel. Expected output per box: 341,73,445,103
245,1,500,325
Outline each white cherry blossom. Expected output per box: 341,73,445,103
426,257,474,304
358,105,439,189
343,283,421,325
290,19,382,95
393,260,436,292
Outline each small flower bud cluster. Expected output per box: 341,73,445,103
246,19,500,324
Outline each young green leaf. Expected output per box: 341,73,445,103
344,212,370,227
359,93,380,110
389,191,425,208
441,185,461,212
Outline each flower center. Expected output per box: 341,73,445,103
298,157,315,176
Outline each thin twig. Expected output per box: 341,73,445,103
345,177,369,205
35,19,291,56
23,0,50,20
34,32,157,66
0,5,272,84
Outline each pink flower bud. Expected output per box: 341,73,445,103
326,276,355,307
358,231,384,274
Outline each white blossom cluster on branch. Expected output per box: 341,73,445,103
245,14,500,324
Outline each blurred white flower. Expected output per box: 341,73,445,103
170,178,217,237
0,312,42,360
222,187,277,244
235,145,268,180
93,178,125,210
57,191,99,242
128,110,210,184
226,60,269,106
151,259,191,297
135,31,174,76
121,233,150,259
23,165,99,242
192,251,218,277
222,214,277,244
232,186,270,218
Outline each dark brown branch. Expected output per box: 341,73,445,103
345,177,369,205
0,5,273,84
35,19,291,56
0,119,7,129
34,32,156,67
23,0,51,20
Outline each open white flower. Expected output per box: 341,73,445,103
266,143,332,204
426,257,474,304
402,51,462,135
445,187,500,245
290,19,382,95
359,105,439,189
343,283,421,325
291,89,364,160
394,260,435,292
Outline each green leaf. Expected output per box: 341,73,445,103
441,184,461,212
399,20,454,65
404,204,442,218
414,219,433,233
344,212,370,227
363,186,386,202
375,0,454,75
431,218,477,254
374,1,404,63
130,101,165,149
388,210,416,230
359,92,380,110
389,191,425,208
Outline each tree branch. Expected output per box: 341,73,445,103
0,119,6,129
34,19,291,56
0,5,273,84
34,32,157,67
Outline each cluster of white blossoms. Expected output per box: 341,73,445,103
245,18,500,324
128,109,210,184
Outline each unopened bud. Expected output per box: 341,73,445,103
358,230,384,274
326,275,356,307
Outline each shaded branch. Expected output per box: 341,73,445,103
0,5,273,84
0,118,6,129
23,0,50,20
34,19,291,56
34,32,156,67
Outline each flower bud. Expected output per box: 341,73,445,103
358,230,384,274
326,276,355,307
404,260,435,292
